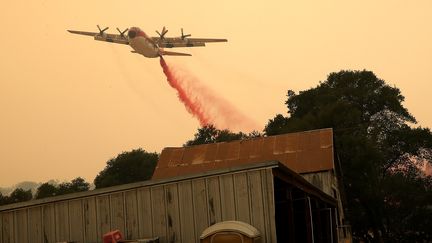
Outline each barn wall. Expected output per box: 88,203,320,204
301,171,336,197
301,171,346,233
0,168,276,243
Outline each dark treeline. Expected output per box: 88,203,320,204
0,188,32,205
0,177,89,206
0,149,158,206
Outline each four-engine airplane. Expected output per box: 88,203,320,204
67,26,227,58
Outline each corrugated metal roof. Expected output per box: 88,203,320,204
153,128,334,180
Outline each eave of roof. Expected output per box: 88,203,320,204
0,160,335,212
0,161,279,212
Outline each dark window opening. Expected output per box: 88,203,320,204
273,175,338,243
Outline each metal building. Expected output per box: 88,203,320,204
0,128,351,243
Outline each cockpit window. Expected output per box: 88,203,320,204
128,30,136,39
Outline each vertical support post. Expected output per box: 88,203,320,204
307,197,315,243
286,188,295,243
334,206,341,241
329,208,334,243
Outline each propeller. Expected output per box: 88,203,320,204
156,26,168,40
116,27,129,38
97,25,109,35
181,28,191,40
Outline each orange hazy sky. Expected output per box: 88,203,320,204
1,1,431,187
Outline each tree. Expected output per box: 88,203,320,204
0,192,8,206
8,188,33,204
35,177,90,199
57,177,90,195
69,177,90,192
185,125,262,146
94,149,159,189
35,183,58,199
265,70,432,242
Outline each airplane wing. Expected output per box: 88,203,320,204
151,37,227,48
160,50,192,56
67,29,129,45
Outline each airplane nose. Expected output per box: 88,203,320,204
128,30,136,39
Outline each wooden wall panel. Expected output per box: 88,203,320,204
233,173,251,224
192,179,208,242
302,171,334,196
0,166,279,243
2,212,14,243
260,170,270,243
0,212,3,243
137,187,153,238
97,195,111,236
42,204,56,243
2,212,15,243
206,177,221,225
165,184,181,243
178,181,195,243
28,207,43,243
15,210,29,243
110,193,125,233
151,186,167,242
69,200,84,243
125,190,139,239
261,169,276,243
219,174,236,221
248,171,266,240
83,197,98,243
55,201,70,242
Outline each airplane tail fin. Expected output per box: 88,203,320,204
160,50,192,56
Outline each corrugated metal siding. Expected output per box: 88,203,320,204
154,128,334,180
0,168,276,243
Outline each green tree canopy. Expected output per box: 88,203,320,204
94,149,159,189
0,192,8,206
7,188,33,204
265,70,432,242
185,125,261,146
57,177,90,196
35,183,57,199
35,177,90,199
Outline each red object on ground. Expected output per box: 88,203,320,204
103,230,123,243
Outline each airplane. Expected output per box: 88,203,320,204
67,25,227,58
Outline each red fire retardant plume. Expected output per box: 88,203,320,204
159,57,260,132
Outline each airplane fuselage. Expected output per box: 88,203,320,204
128,27,160,58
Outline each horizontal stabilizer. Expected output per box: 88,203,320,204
161,50,192,56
